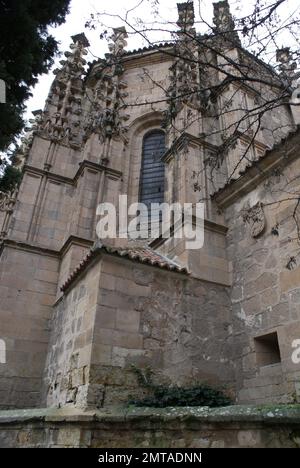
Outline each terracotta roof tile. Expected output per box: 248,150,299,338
61,242,188,292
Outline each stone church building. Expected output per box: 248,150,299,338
1,0,300,413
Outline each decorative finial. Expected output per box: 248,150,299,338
177,2,195,34
213,0,240,43
34,33,90,147
108,27,128,56
84,26,129,146
71,33,90,48
53,33,89,81
276,47,298,81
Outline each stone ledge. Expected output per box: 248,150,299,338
1,405,300,448
1,405,300,425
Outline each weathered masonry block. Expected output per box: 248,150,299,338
1,406,300,448
1,0,300,415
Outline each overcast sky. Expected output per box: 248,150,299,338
25,0,299,121
26,0,189,118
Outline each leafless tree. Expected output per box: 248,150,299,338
84,0,300,266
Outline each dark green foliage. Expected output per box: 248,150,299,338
0,165,22,192
0,0,71,153
129,366,232,408
129,383,232,408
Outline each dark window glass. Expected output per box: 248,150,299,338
139,130,166,208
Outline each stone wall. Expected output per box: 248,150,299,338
1,1,299,415
225,155,300,404
0,243,59,409
44,253,234,409
0,405,300,448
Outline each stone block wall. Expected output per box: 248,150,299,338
27,137,82,179
56,240,92,298
43,260,101,408
44,253,234,409
0,244,59,409
1,406,300,448
155,221,231,287
225,156,300,404
1,18,299,416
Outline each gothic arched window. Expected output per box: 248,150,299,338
139,130,166,209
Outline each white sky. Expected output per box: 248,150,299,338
25,0,300,121
26,0,185,118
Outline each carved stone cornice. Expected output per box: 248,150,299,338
162,132,219,163
23,160,122,186
150,217,228,250
0,238,60,258
59,235,94,258
212,126,300,208
74,160,122,182
0,235,93,260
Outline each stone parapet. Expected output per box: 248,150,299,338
0,405,300,448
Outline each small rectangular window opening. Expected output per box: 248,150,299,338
254,332,281,367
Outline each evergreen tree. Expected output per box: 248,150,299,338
0,165,22,193
0,0,71,153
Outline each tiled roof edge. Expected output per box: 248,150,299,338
60,242,189,293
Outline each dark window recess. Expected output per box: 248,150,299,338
254,332,281,367
139,130,166,210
